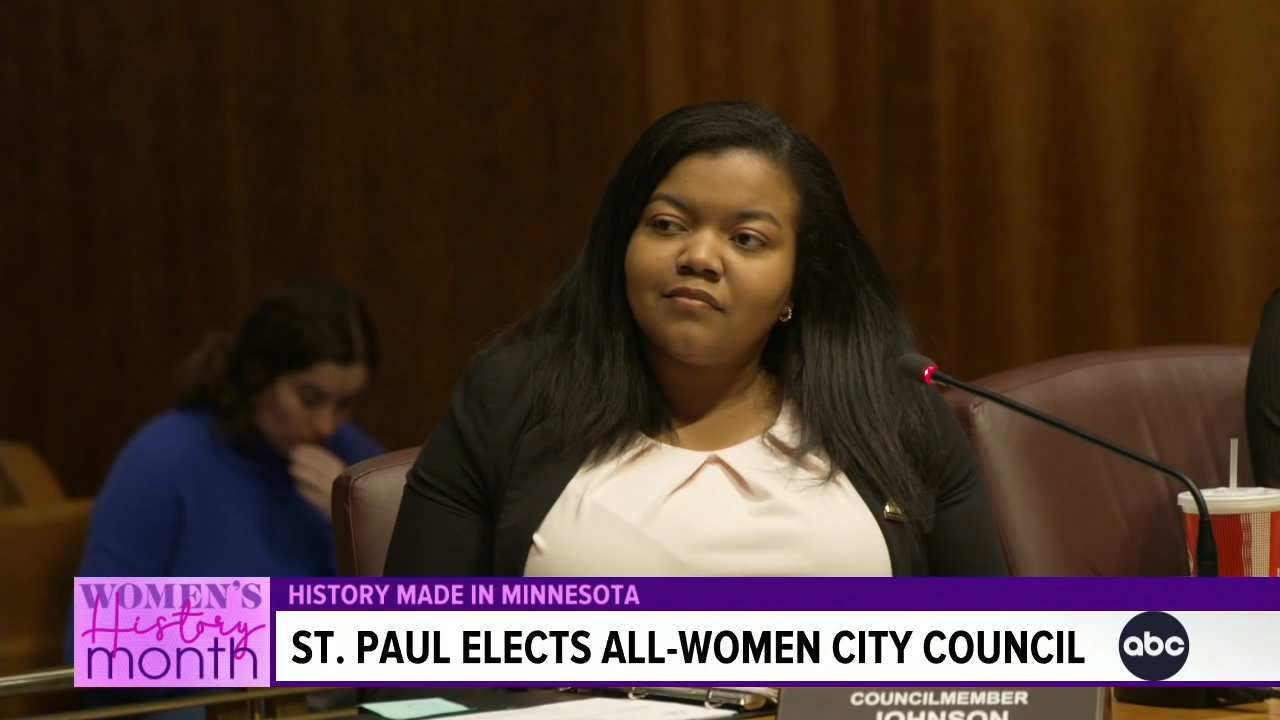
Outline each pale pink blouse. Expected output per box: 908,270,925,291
524,405,892,577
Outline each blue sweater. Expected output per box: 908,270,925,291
74,408,384,579
65,409,384,707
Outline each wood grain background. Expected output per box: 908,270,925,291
4,0,1280,496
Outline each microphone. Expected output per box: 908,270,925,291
896,353,1219,578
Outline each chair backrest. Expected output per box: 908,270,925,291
945,345,1252,576
331,448,420,576
0,441,67,506
0,441,92,676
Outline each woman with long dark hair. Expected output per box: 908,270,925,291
385,102,1006,577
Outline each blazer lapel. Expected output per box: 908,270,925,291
841,472,914,576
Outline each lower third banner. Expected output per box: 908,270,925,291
73,576,1280,687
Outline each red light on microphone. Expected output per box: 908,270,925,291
922,366,937,384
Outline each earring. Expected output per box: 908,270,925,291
779,306,793,322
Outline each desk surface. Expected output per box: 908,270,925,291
748,703,1280,720
355,688,1280,719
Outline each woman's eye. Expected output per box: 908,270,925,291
651,218,682,234
734,232,766,248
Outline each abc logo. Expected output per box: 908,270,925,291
1118,611,1189,681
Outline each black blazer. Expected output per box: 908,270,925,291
1247,289,1280,489
383,344,1009,577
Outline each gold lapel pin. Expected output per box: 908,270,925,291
883,501,906,522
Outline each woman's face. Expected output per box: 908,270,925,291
625,149,799,369
254,361,369,452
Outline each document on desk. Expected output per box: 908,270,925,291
558,686,777,710
453,697,738,720
715,688,779,703
361,697,473,719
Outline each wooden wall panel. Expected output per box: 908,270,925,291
930,0,1280,376
3,0,1280,497
0,0,650,495
638,0,944,348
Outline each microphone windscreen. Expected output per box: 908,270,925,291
896,353,937,384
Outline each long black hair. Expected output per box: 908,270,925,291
177,277,379,449
494,101,938,524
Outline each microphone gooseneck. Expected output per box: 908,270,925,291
898,353,1219,578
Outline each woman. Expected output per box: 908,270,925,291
75,277,384,579
384,102,1006,578
68,278,384,716
1246,289,1280,488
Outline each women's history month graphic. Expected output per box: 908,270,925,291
73,577,270,687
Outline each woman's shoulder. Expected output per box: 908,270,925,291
101,409,221,491
330,423,386,465
917,384,980,491
424,340,537,462
466,340,531,380
1249,289,1280,361
1259,289,1280,328
121,409,221,459
456,340,533,406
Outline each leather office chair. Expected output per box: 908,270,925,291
332,448,420,576
945,345,1252,576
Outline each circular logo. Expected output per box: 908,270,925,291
1118,611,1189,681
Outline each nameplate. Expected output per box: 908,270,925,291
777,687,1109,720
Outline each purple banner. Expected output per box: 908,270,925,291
73,577,271,688
271,576,1280,612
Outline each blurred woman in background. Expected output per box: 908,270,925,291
67,277,384,716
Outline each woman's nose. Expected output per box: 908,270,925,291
676,230,724,279
312,407,339,439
